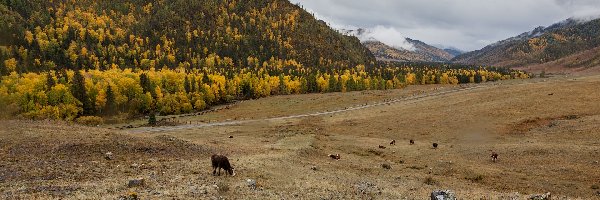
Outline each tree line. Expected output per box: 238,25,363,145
0,63,529,120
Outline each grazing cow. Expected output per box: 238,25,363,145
328,154,341,160
378,145,386,149
409,139,415,145
390,140,396,145
211,154,236,176
432,143,438,149
491,152,499,162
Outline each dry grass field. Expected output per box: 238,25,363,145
2,74,600,199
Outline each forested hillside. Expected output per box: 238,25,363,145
0,0,374,74
0,0,528,121
452,18,600,67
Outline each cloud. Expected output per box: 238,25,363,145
290,0,600,51
356,26,416,51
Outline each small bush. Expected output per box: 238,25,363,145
118,192,139,200
217,182,230,193
465,174,484,183
367,149,383,156
381,163,391,169
76,116,104,126
408,165,424,170
148,113,157,126
424,176,437,185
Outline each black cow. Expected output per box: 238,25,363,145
211,154,236,176
491,152,499,162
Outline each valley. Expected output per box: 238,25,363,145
2,74,600,199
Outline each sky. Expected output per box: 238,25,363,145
288,0,600,51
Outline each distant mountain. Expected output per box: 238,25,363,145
452,18,600,68
341,28,455,62
443,48,465,57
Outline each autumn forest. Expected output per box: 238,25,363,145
0,0,528,121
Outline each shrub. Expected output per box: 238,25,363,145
424,176,437,185
148,112,156,126
76,116,104,126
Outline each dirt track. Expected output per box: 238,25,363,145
2,75,600,199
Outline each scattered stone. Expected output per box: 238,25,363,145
528,192,551,200
430,190,456,200
118,192,140,200
355,181,382,195
128,178,145,188
310,166,318,171
381,163,391,169
105,152,114,160
191,184,218,195
246,179,257,190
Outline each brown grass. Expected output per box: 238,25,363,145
2,74,600,199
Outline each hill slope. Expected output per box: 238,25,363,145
0,0,374,74
453,18,600,68
516,46,600,75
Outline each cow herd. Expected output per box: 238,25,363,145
210,139,499,177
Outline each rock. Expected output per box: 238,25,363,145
430,190,456,200
528,192,551,200
128,178,145,188
246,179,256,189
191,184,218,195
105,152,114,160
228,136,234,138
355,181,382,195
381,163,391,169
310,166,318,171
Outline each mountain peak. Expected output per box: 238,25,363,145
340,27,458,62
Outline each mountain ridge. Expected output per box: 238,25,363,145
452,17,600,68
340,28,459,62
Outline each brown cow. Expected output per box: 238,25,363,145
211,154,236,176
409,139,415,145
432,143,438,149
390,140,396,145
378,145,386,149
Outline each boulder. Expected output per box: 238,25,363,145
528,192,551,200
430,190,456,200
128,178,145,188
246,179,257,190
105,152,114,160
